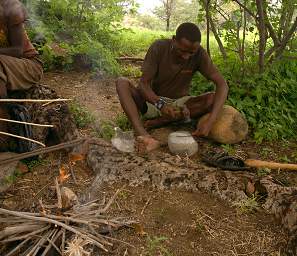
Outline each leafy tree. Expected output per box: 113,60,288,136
154,0,177,31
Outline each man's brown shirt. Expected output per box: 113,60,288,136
141,39,218,99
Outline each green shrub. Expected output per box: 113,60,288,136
69,102,95,128
191,57,297,142
115,113,132,131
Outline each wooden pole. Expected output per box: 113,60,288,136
245,159,297,171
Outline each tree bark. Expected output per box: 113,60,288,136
255,0,266,73
275,17,297,59
209,14,227,60
204,0,211,57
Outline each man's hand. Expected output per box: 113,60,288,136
192,116,215,137
160,104,180,119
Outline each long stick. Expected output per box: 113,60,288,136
0,118,54,128
0,99,72,103
0,138,85,165
245,159,297,170
0,131,45,147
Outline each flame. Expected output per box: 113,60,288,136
58,165,70,183
69,153,85,165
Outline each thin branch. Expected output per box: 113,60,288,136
0,99,72,103
0,118,54,128
233,0,257,19
55,178,62,209
0,131,45,147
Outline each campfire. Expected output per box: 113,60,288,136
0,156,135,256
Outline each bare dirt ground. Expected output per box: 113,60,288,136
1,71,296,255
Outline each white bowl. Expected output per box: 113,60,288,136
168,131,198,156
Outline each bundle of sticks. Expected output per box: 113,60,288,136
0,183,135,256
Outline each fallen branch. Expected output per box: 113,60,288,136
0,131,45,147
0,118,54,128
0,98,72,103
0,138,85,165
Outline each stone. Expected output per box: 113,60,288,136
198,105,248,144
61,187,78,209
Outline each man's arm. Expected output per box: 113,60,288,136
138,74,159,105
193,71,229,137
0,23,24,57
208,71,229,123
138,74,180,118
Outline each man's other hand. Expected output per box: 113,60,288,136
160,104,180,119
192,116,215,137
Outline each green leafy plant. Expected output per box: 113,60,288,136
144,236,172,256
233,195,260,214
22,158,48,172
257,168,271,177
98,121,115,140
69,102,95,129
115,113,132,131
4,169,22,185
221,144,235,155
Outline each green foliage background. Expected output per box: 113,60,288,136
22,0,297,143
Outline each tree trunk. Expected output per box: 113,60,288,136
255,0,266,73
275,17,297,59
209,13,227,60
205,0,211,57
166,18,170,31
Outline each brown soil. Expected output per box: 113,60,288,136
1,71,296,255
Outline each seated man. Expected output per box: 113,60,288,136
116,23,228,152
0,0,43,150
0,0,43,98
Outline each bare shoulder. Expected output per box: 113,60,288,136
3,0,26,23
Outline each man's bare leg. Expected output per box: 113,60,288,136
144,92,215,129
116,77,160,152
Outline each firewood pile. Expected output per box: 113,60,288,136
0,175,135,255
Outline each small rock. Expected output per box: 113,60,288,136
198,105,248,144
61,187,78,208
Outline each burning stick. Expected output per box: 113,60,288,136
0,131,45,147
0,98,72,103
0,118,54,128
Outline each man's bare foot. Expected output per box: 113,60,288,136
136,135,160,153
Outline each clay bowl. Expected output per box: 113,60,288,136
168,131,198,156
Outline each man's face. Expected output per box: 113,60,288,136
172,37,200,62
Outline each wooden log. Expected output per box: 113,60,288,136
245,159,297,170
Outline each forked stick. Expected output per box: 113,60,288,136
0,131,45,147
0,118,54,128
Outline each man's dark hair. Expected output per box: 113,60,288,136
176,22,201,43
